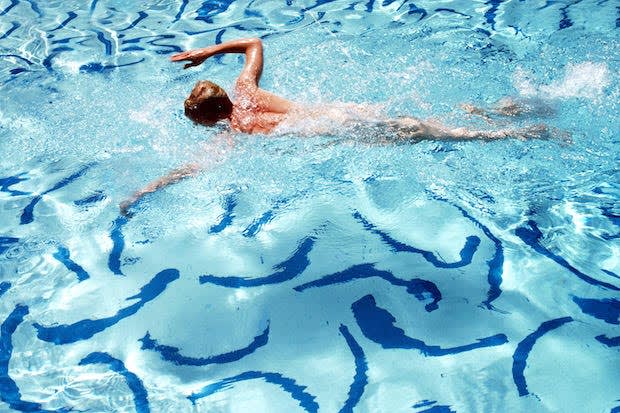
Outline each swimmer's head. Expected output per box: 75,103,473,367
184,80,233,126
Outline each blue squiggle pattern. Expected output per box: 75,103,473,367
0,305,69,412
33,268,179,344
294,263,441,312
20,164,93,225
353,211,480,269
199,237,315,287
516,221,619,291
595,335,620,347
187,370,319,412
108,216,128,276
338,324,367,413
352,295,508,355
79,352,150,413
573,297,620,325
512,317,573,397
53,245,90,282
139,323,270,366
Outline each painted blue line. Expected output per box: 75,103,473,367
294,263,442,312
353,212,480,269
338,325,367,413
0,54,34,66
24,0,41,17
407,2,427,20
173,0,190,22
352,295,508,356
33,269,179,344
0,305,69,412
108,216,128,276
573,297,620,325
187,371,319,412
139,323,269,366
484,0,503,29
209,191,238,233
89,0,98,15
0,282,10,297
243,210,274,237
425,192,505,309
121,11,148,31
19,195,41,224
0,0,18,17
95,31,112,55
79,352,150,413
0,173,29,196
195,0,236,23
53,246,90,282
0,21,20,40
51,12,77,32
74,190,106,206
0,236,19,254
595,335,620,347
199,237,315,287
516,220,619,291
512,317,573,396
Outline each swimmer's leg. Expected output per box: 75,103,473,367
461,97,556,119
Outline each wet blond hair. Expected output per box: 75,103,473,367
184,80,232,124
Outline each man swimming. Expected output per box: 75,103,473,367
120,37,551,215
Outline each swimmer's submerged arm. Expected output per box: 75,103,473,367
171,38,263,85
119,163,200,216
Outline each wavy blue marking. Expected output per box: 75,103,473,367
174,0,190,22
19,195,41,224
595,335,620,347
558,2,578,30
512,317,573,396
79,58,145,73
199,237,315,287
24,0,41,16
484,0,503,29
573,297,620,325
407,3,427,20
353,212,480,269
53,246,90,282
0,236,19,254
121,11,148,31
195,0,236,23
338,325,367,413
187,371,319,412
89,0,98,15
600,205,620,227
352,295,507,355
209,191,238,233
612,404,620,413
146,34,182,54
0,282,10,297
294,263,441,312
516,221,619,291
139,323,269,366
426,193,505,309
108,216,128,276
79,352,150,413
0,0,18,16
413,400,457,412
95,31,112,55
74,190,105,206
435,8,470,17
602,269,620,279
243,210,274,237
51,12,77,31
46,164,93,195
42,46,73,70
33,268,179,344
0,305,69,412
0,21,20,39
0,54,33,66
0,173,29,196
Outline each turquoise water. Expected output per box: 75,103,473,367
0,1,618,412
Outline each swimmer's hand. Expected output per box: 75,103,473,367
171,50,209,69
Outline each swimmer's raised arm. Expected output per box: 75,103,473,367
171,38,264,86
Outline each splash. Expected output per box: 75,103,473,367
514,62,610,100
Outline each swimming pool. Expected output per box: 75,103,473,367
0,0,618,411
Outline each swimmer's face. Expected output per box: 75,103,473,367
184,81,232,126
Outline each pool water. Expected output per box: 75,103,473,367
0,0,618,412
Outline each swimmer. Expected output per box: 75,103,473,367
119,37,554,215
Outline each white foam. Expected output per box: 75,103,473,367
514,62,610,100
